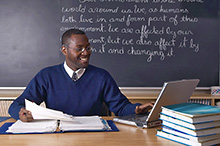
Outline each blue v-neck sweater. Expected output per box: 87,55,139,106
9,64,140,120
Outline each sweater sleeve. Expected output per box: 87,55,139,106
8,71,47,120
102,72,141,116
8,101,24,120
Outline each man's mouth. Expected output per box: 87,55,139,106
79,57,88,62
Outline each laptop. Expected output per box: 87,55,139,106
113,79,200,128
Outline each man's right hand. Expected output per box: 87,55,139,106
19,107,34,122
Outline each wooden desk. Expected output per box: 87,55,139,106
0,118,183,146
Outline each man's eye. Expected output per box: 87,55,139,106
75,48,83,51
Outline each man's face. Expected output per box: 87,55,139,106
62,34,91,71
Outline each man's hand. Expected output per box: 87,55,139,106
19,107,34,122
135,102,154,114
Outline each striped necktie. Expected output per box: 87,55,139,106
72,72,78,81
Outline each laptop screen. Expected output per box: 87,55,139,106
146,79,200,123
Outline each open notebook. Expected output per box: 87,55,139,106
113,79,200,128
3,100,118,134
6,116,110,133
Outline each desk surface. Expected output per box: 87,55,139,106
0,117,183,146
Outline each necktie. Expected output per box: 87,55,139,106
72,72,78,81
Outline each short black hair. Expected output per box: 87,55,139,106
61,29,86,46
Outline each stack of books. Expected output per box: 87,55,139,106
157,103,220,146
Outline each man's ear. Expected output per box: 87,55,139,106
61,45,67,55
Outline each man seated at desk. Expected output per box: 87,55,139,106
8,29,153,122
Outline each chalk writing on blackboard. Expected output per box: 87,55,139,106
60,0,203,63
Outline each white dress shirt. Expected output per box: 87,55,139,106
64,61,86,80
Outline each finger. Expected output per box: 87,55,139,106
135,106,141,114
140,106,151,113
137,104,153,114
20,114,28,122
20,113,33,122
136,105,147,114
26,112,34,121
148,102,154,107
19,108,29,115
19,108,33,122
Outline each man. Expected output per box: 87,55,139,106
8,29,153,122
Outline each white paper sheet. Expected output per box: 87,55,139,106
25,99,74,121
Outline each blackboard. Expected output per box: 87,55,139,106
0,0,219,87
0,0,62,87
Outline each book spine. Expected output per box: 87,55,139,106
162,120,220,137
156,130,202,146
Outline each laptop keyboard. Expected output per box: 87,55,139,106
119,113,149,123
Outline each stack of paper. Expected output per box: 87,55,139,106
6,99,108,133
59,116,105,131
157,103,220,146
7,116,106,133
6,119,58,133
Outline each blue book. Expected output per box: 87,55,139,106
161,120,220,137
157,129,220,146
160,114,220,130
160,126,220,143
161,103,220,123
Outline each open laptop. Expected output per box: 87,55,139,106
113,79,200,128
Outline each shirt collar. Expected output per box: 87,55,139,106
64,61,86,79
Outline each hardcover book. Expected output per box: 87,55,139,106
161,120,220,137
161,126,220,143
160,114,220,130
157,129,220,146
161,103,220,123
